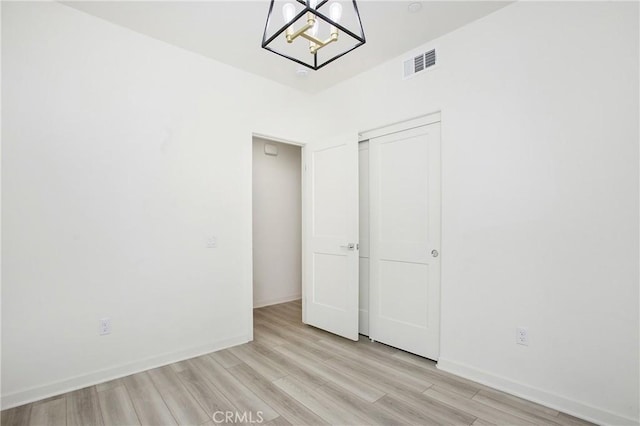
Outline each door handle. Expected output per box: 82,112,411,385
340,243,356,250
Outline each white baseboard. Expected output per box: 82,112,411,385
1,334,250,410
254,295,301,308
437,357,639,426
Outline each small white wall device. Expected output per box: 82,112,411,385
264,143,279,156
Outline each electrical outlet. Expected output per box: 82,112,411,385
99,318,112,336
516,327,529,346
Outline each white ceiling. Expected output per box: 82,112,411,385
63,1,511,93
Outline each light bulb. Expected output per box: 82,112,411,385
282,3,295,23
330,2,342,23
310,20,319,37
309,0,318,10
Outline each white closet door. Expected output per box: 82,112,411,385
303,131,359,341
370,122,441,359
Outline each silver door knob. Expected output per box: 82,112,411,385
340,243,355,250
431,249,439,257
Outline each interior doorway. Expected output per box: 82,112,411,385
252,137,303,308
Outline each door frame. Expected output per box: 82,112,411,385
248,132,306,341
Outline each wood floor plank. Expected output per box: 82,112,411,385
188,356,280,422
66,386,104,426
28,398,65,426
147,365,210,425
175,362,237,418
318,339,432,387
474,387,562,415
311,382,401,426
273,376,370,425
277,320,330,341
123,373,177,425
324,351,431,395
97,385,140,426
263,416,292,426
252,321,333,362
265,305,296,320
253,324,289,347
471,391,565,426
254,311,327,341
472,418,496,426
1,404,32,426
245,342,327,388
209,349,243,368
320,337,480,399
374,394,444,426
227,363,328,426
253,319,324,349
324,355,424,399
556,412,596,426
289,337,339,362
227,344,289,382
262,302,299,316
273,339,334,365
424,386,537,425
391,348,438,368
398,363,482,399
391,350,488,398
274,309,303,325
376,391,477,425
274,344,385,403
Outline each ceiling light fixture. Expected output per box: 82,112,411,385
262,0,366,70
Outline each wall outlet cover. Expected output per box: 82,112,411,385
99,318,112,335
516,327,529,346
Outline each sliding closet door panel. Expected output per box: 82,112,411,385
378,134,430,264
370,122,441,359
303,131,359,341
379,261,430,327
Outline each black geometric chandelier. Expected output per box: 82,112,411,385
261,0,366,70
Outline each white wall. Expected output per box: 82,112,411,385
252,138,302,307
313,2,639,425
1,1,311,408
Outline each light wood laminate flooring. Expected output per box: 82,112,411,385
1,300,593,426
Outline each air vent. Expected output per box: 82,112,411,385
403,49,436,79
